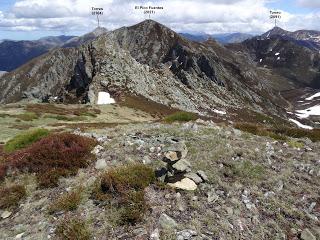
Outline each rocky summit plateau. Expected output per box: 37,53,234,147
0,19,319,240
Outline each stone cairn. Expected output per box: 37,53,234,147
156,139,208,191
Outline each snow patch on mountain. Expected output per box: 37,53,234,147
306,92,320,101
295,105,320,119
289,119,313,130
213,109,226,115
97,92,115,105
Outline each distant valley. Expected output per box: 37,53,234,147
0,27,108,72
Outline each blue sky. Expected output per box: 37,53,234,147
0,0,319,40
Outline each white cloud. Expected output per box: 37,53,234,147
296,0,320,8
0,0,319,35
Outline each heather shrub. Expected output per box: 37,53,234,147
273,127,320,142
0,165,6,181
99,164,155,195
3,133,96,188
55,217,92,240
164,111,197,123
4,128,50,153
92,164,155,225
121,190,148,224
49,190,82,214
0,184,26,209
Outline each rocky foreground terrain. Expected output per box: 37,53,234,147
0,103,319,240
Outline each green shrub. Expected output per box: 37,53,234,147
228,160,265,181
4,128,50,153
49,190,82,214
164,111,197,123
55,217,92,240
92,164,155,225
0,184,26,209
15,112,39,121
234,123,287,141
273,127,320,142
287,140,304,149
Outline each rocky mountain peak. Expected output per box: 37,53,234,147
262,26,289,38
62,27,108,48
91,27,108,36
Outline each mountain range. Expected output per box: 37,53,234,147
0,21,319,127
0,36,75,72
228,27,320,90
0,30,250,73
0,20,288,121
180,32,253,44
0,27,108,72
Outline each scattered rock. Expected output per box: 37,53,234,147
143,155,152,165
159,214,178,229
308,202,317,213
175,192,186,211
184,172,203,184
91,145,104,155
164,141,188,160
150,228,160,240
1,211,12,219
197,170,209,182
164,151,179,162
172,159,191,172
168,178,197,191
177,229,197,240
207,190,219,203
301,228,316,240
15,232,25,239
95,159,108,170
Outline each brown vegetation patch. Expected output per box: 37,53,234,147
49,189,83,214
55,216,92,240
235,122,320,142
25,104,101,117
119,95,177,118
0,184,26,210
92,164,155,225
1,133,96,187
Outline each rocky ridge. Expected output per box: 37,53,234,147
0,20,289,121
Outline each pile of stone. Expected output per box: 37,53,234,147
156,139,208,191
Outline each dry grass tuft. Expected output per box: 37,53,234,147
49,189,82,214
55,216,92,240
92,164,155,225
0,184,26,210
